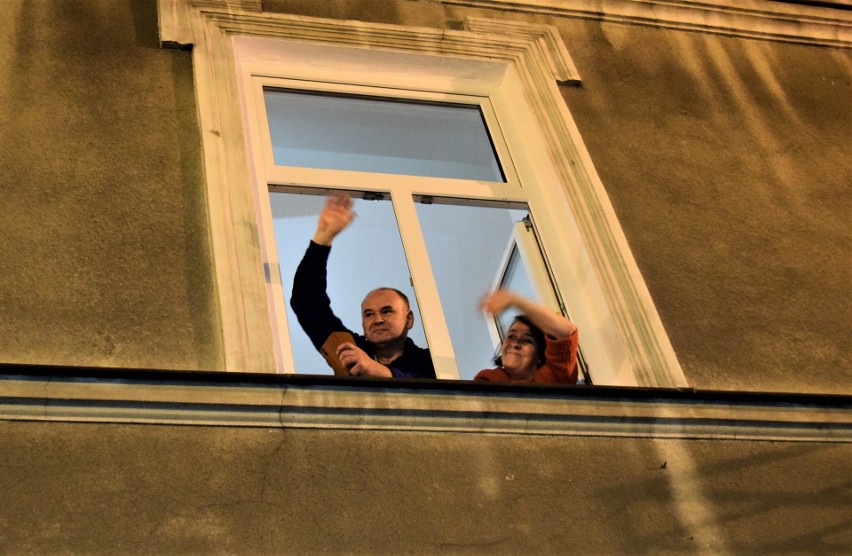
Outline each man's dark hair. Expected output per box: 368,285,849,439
492,314,546,368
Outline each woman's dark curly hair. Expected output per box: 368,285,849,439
492,314,546,368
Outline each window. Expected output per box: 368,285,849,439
268,191,429,375
238,62,607,384
247,77,557,380
416,202,589,383
173,14,688,387
263,89,505,182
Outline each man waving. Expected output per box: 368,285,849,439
290,194,436,379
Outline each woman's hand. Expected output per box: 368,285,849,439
479,288,519,317
479,288,577,340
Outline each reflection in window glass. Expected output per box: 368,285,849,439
270,192,427,375
416,202,530,380
264,89,505,182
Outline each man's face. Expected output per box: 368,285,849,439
361,289,414,346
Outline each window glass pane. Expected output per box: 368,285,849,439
264,89,505,182
416,202,530,380
270,192,427,375
496,245,537,337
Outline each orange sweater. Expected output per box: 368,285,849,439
473,330,578,384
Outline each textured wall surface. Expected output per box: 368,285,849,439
558,20,852,395
0,0,222,370
0,2,849,554
1,420,849,554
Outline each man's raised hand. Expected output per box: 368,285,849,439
314,193,356,246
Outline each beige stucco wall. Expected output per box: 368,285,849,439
0,0,222,371
558,19,852,395
2,420,849,554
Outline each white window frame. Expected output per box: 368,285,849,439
158,1,688,388
246,77,554,380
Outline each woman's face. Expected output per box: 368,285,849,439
500,321,542,380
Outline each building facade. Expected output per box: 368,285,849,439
1,0,850,553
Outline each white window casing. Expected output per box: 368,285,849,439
158,0,689,388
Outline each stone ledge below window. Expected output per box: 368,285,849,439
1,364,849,443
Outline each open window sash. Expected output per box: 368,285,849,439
488,218,591,384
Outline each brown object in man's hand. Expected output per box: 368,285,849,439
320,331,356,376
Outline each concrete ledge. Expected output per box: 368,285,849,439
1,365,849,443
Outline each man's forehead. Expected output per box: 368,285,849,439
362,289,406,310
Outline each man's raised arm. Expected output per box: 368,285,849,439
289,194,357,350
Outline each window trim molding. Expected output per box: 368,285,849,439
161,0,852,50
158,0,688,387
438,0,852,49
2,367,850,443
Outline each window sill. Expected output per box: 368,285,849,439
2,364,849,443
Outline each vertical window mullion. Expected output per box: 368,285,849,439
390,191,460,380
